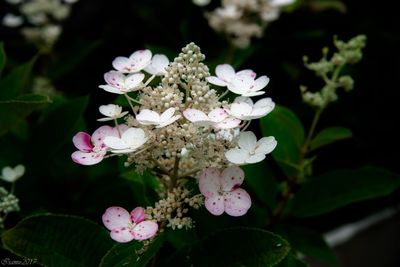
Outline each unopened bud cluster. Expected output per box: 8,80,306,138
0,187,20,228
301,35,366,108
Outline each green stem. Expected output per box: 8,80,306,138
169,155,180,191
225,44,236,64
124,93,136,114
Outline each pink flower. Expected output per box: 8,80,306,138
102,206,158,243
71,125,127,165
199,166,251,216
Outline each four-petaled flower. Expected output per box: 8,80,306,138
102,206,158,242
226,96,275,120
199,166,251,216
112,49,152,73
144,54,170,76
0,164,25,183
99,70,145,94
183,108,240,129
97,104,128,121
206,64,256,87
72,125,126,165
136,107,181,128
225,131,277,165
103,127,147,154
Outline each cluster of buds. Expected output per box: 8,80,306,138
199,0,294,48
72,42,277,243
301,35,367,108
2,0,79,51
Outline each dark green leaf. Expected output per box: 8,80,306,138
99,236,164,267
0,56,37,100
0,94,51,136
0,42,6,75
291,166,400,217
168,227,290,267
310,127,352,151
121,170,161,206
276,253,309,267
308,0,347,13
1,214,114,267
243,162,279,210
275,224,338,266
260,105,305,177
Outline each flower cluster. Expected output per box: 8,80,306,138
72,42,277,242
202,0,294,48
2,0,79,51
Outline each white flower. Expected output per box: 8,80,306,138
226,96,275,120
183,108,241,129
97,104,128,122
1,165,25,182
228,74,270,97
136,107,181,128
2,14,23,27
270,0,295,7
103,128,147,154
215,128,240,141
144,54,169,76
192,0,211,6
206,64,256,87
216,5,242,19
225,131,277,165
99,70,145,94
112,49,152,73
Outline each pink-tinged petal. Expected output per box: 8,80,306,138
198,167,221,197
99,85,123,94
215,64,235,82
136,109,160,125
214,117,241,129
221,166,244,191
236,69,256,78
225,148,247,165
183,109,209,123
116,124,129,135
204,195,225,216
112,57,130,72
251,76,269,92
125,73,145,90
102,206,131,231
208,108,228,123
110,227,135,243
91,125,119,147
255,136,277,155
128,49,152,72
130,207,145,223
132,221,158,240
224,188,251,216
71,151,104,165
72,132,93,152
104,71,125,87
206,76,228,87
238,131,257,151
246,153,266,164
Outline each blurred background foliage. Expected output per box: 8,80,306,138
0,0,399,266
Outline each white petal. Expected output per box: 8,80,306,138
224,188,251,216
214,117,241,129
216,64,235,82
208,108,228,123
159,108,176,122
92,125,119,147
99,104,122,118
233,96,254,106
1,167,17,182
225,148,247,165
157,115,181,128
136,109,160,125
112,57,130,72
99,85,123,94
144,54,169,76
221,166,244,191
238,131,257,151
241,91,265,97
236,69,256,79
251,76,270,92
103,136,129,150
245,153,266,164
104,71,125,87
183,109,209,123
206,76,228,87
128,49,152,72
124,73,145,91
255,136,277,155
198,167,221,198
121,128,147,149
102,206,131,231
13,165,25,178
228,102,253,119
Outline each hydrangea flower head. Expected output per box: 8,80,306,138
199,166,251,216
102,206,158,242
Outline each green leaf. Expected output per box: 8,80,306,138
0,56,37,100
260,105,305,176
99,236,164,267
275,224,338,266
0,94,51,136
276,253,309,267
167,227,290,267
1,214,114,267
0,42,6,75
291,166,400,217
310,127,352,151
121,170,161,206
243,162,279,210
308,0,347,13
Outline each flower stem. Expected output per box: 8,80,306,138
124,93,136,114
